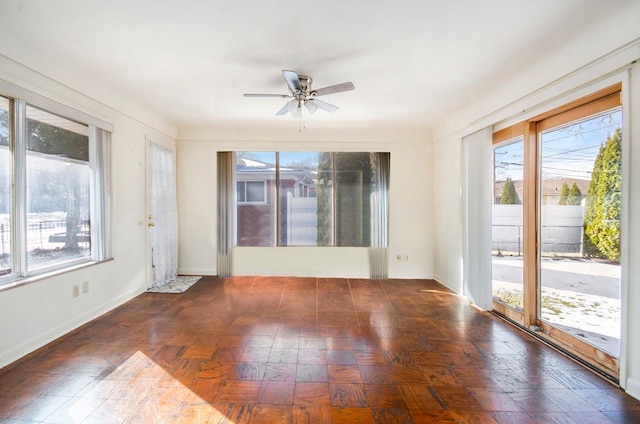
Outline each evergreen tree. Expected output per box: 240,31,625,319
566,182,582,206
316,152,332,246
583,128,621,261
557,182,569,205
500,178,520,204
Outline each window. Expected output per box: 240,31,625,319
0,94,111,285
237,181,266,203
235,151,389,247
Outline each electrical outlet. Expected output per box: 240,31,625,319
82,281,89,294
404,254,410,262
72,284,80,298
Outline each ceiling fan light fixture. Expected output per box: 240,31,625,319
292,104,303,119
304,100,318,114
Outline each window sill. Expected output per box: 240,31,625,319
0,257,114,293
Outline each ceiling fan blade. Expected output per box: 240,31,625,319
282,70,301,92
313,82,354,96
311,99,339,113
244,93,289,98
276,104,289,116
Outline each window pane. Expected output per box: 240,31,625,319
278,152,332,246
492,137,524,310
0,97,10,276
246,181,265,202
26,105,91,271
236,181,246,202
539,108,622,356
235,152,276,246
335,152,376,247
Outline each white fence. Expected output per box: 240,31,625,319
493,205,585,255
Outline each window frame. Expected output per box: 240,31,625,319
0,89,112,288
236,180,267,204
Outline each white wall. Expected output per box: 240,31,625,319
432,134,462,292
177,128,434,279
0,57,178,369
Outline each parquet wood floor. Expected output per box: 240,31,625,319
1,276,639,423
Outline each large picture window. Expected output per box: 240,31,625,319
235,151,389,247
0,94,111,285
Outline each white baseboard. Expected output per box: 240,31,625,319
177,268,216,276
625,377,640,401
0,285,147,370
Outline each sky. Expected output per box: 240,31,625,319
494,108,622,182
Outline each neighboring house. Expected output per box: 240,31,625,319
235,157,319,246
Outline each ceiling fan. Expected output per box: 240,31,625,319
244,70,355,117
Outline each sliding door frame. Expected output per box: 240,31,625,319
492,83,622,379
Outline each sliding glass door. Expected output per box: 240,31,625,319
491,84,623,378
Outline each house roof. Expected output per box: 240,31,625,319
0,1,638,136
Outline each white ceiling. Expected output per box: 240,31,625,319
0,1,638,135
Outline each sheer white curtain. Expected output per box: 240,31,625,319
150,142,178,287
462,127,493,310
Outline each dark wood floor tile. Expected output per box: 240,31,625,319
371,407,415,423
328,366,363,383
325,338,353,351
359,365,397,385
296,364,329,383
430,386,485,411
468,388,524,412
332,407,374,424
187,379,224,403
298,349,327,365
39,396,104,424
603,409,640,422
198,361,234,380
563,411,616,423
269,349,299,364
217,381,261,403
210,403,254,424
354,351,388,366
81,398,143,424
364,384,407,409
273,338,301,350
299,337,326,350
420,364,462,387
317,278,350,292
182,344,218,360
526,412,579,423
231,362,268,380
122,399,179,424
507,389,564,412
573,387,640,411
264,364,298,382
449,410,499,423
409,409,457,423
240,348,272,362
327,350,356,365
330,383,367,407
164,402,214,424
212,346,245,361
490,411,538,424
292,405,333,424
294,383,331,406
250,405,294,423
398,384,445,410
257,381,296,405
